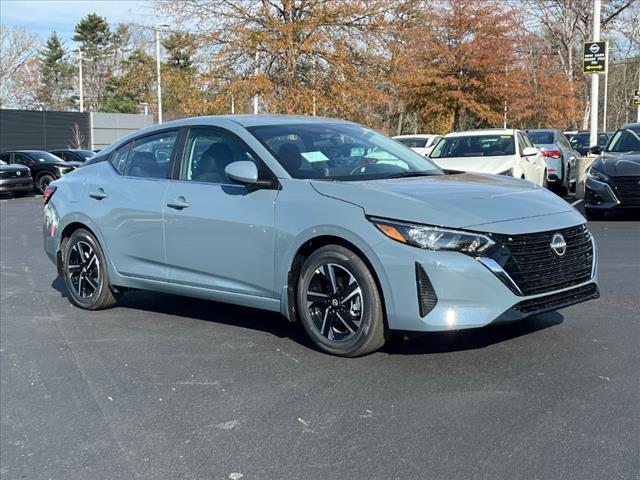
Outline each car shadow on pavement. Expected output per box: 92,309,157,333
51,276,314,347
381,312,564,355
52,276,564,355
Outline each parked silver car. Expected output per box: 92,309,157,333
526,129,579,194
43,116,599,356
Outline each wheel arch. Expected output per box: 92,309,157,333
284,235,389,328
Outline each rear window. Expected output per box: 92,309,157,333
527,131,554,144
396,137,428,148
430,135,515,158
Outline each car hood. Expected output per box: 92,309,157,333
0,163,30,172
591,151,640,176
311,173,574,229
429,155,516,174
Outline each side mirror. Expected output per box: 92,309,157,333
522,146,538,157
225,161,258,185
589,145,602,155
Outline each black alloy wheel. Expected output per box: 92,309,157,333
62,229,121,309
296,245,386,357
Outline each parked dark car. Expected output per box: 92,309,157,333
585,123,640,219
569,131,610,156
0,151,80,193
49,149,95,163
0,159,33,196
526,128,579,194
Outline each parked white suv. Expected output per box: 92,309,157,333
428,129,547,186
394,134,442,157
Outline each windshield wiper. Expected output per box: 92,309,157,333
383,171,440,179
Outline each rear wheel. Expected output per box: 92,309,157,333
36,173,55,194
62,228,121,310
296,245,386,357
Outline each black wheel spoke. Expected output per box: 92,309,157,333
340,281,361,304
84,274,98,291
307,291,328,303
320,309,333,337
335,312,358,333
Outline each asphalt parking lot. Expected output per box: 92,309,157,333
1,194,638,480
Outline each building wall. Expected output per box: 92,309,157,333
0,109,91,151
0,109,155,152
90,112,154,150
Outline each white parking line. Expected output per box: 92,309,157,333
571,199,583,206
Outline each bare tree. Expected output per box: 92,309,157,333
0,25,40,108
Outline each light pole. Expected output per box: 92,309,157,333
253,51,259,115
589,0,601,149
155,23,170,124
76,49,84,113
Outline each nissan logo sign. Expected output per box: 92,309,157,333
550,233,567,257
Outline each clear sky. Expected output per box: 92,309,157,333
0,0,161,44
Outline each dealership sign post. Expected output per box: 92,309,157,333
583,41,608,74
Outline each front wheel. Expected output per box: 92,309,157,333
62,228,121,310
296,245,386,357
36,173,55,194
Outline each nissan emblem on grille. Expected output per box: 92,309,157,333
550,233,567,257
16,171,21,176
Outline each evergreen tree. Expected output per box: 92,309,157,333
37,32,74,110
72,13,113,110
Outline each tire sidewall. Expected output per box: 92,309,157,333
62,229,109,309
296,246,383,356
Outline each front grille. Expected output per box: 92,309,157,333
491,224,593,296
415,263,437,317
611,176,640,206
513,283,599,314
0,170,30,179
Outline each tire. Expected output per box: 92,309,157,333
62,228,121,310
585,207,606,221
36,173,55,194
296,245,386,357
12,191,28,197
542,170,549,189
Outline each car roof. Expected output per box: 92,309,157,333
621,122,640,129
445,128,518,137
526,128,557,133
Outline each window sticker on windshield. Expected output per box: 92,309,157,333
500,135,512,139
301,151,329,163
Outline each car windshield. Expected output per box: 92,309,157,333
248,123,442,180
570,133,609,148
76,150,95,160
430,134,515,158
29,152,64,163
606,129,640,153
527,131,554,144
396,137,429,148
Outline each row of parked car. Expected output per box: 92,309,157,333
393,124,640,219
0,149,95,195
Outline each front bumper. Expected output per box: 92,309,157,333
0,177,33,192
585,177,640,210
371,231,598,333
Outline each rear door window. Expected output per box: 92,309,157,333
124,131,178,179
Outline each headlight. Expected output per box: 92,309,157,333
497,167,514,176
370,218,495,254
587,168,609,183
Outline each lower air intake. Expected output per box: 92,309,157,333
416,263,437,317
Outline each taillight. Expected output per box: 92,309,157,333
43,186,57,205
541,150,561,159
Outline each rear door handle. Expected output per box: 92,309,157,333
89,188,108,200
166,196,190,210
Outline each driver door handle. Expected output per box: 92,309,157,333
89,188,108,200
166,196,190,210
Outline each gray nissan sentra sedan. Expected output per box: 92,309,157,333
43,115,599,356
